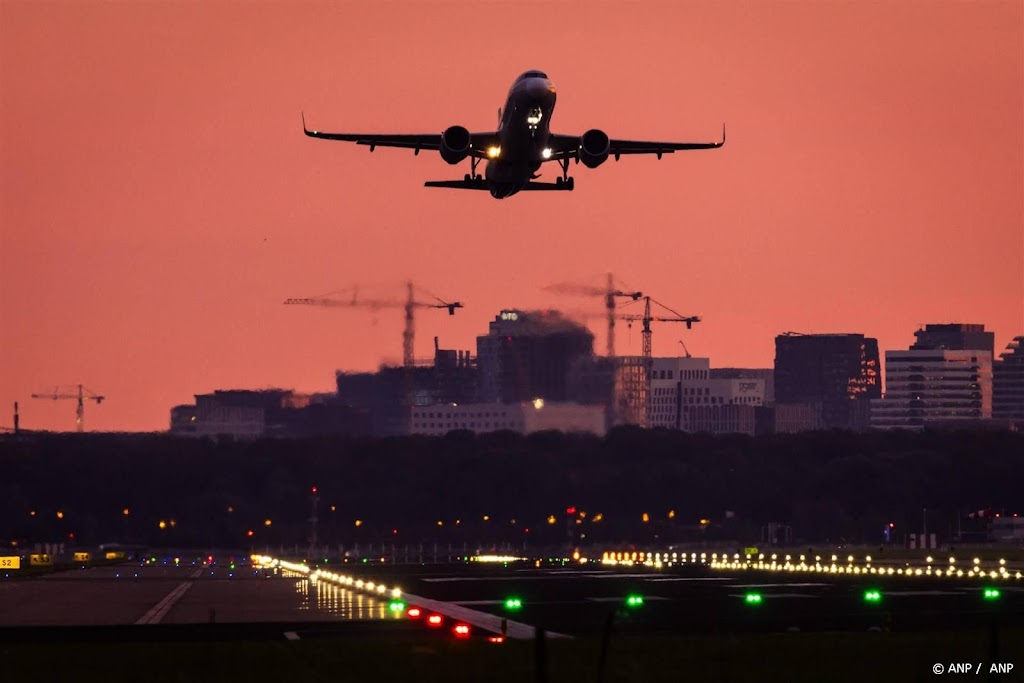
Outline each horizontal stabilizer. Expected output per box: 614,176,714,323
424,180,570,191
424,180,489,190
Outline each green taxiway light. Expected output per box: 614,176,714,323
864,590,882,603
388,600,406,612
983,588,1001,600
744,592,763,605
504,597,523,610
626,595,644,607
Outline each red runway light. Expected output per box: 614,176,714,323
427,614,443,627
453,624,471,638
407,607,422,618
488,635,505,644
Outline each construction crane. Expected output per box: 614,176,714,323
618,296,701,359
284,281,462,367
31,384,105,432
542,273,642,357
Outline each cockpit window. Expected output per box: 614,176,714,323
519,70,548,81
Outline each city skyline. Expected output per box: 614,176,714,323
2,0,1021,432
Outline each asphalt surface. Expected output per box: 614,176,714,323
0,558,402,629
2,556,1022,639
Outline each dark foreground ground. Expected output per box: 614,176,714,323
3,628,1022,683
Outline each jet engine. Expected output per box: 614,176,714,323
578,129,610,168
440,125,471,165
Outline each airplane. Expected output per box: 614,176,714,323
302,70,725,199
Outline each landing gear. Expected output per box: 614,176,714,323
464,157,483,186
557,156,575,190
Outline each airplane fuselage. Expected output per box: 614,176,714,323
485,72,557,198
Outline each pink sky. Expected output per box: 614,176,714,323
2,0,1021,432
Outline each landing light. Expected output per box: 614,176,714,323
487,146,501,159
542,148,552,159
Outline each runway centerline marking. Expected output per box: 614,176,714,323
135,580,195,625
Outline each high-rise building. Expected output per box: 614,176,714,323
993,336,1024,423
911,323,994,355
774,333,881,430
477,309,594,404
871,349,993,429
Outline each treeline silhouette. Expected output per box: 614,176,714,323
2,428,1020,550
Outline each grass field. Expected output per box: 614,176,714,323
4,627,1021,682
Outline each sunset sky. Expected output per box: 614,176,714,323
2,0,1021,432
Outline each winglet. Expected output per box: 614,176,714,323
301,111,316,137
722,123,726,144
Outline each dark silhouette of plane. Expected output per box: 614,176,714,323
302,70,724,199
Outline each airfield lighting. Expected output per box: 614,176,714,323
388,600,406,613
504,597,523,610
983,588,1001,601
626,595,644,608
453,624,471,638
407,607,422,618
427,615,444,627
744,592,763,605
864,590,883,603
488,636,505,644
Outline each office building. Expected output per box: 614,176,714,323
994,336,1024,423
408,400,606,436
774,333,880,430
477,309,594,404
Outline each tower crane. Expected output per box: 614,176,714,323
284,281,462,367
618,296,701,359
542,273,642,357
31,385,105,432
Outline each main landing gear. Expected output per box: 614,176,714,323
555,157,575,191
464,157,483,186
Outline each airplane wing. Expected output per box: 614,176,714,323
547,125,725,160
303,115,499,157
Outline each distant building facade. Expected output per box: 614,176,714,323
911,323,994,355
477,310,594,404
711,368,775,403
993,336,1024,424
872,324,996,430
408,401,606,436
872,349,993,429
774,333,880,430
568,355,648,428
171,390,369,438
648,357,766,435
